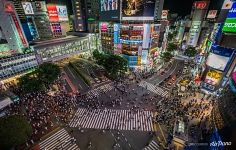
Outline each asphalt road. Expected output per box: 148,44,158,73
148,59,184,85
63,65,89,92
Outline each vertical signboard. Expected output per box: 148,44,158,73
187,21,201,47
113,23,120,44
47,5,59,22
141,50,148,65
12,14,28,47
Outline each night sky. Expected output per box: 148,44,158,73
47,0,226,17
164,0,225,16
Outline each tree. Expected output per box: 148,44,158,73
18,73,44,92
18,62,60,93
0,115,32,150
37,63,61,84
92,50,128,78
166,43,178,52
160,52,173,62
184,47,197,57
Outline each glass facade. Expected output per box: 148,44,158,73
0,53,38,79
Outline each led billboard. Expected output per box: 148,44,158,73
22,2,34,15
56,6,68,21
47,5,59,22
100,0,120,21
206,53,230,71
161,10,168,19
122,0,155,20
222,2,236,33
141,50,148,65
222,18,236,33
101,0,118,11
204,69,222,85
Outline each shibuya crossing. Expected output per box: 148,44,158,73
1,0,236,150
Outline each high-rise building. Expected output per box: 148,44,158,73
200,1,236,93
99,0,164,69
0,0,29,57
71,0,100,32
187,0,210,47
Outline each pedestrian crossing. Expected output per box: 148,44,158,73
69,108,154,132
39,128,79,150
139,81,168,97
143,140,160,150
86,83,113,99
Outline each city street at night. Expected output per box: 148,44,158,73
1,0,236,150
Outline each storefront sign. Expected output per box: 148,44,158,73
223,18,236,33
227,2,236,18
12,14,27,47
194,1,208,9
207,10,217,19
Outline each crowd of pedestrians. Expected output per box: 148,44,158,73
6,76,77,146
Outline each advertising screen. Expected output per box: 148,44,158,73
207,10,217,19
47,5,59,22
56,6,68,21
206,53,230,71
204,69,222,85
122,0,155,20
22,2,34,15
100,0,120,21
100,22,108,32
32,1,47,14
101,0,118,11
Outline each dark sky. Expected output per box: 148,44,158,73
164,0,225,16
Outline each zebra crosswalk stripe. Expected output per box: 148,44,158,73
39,128,79,150
143,140,159,150
69,108,154,132
139,81,168,97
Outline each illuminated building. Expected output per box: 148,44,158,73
71,0,87,31
186,1,209,47
33,34,98,63
0,0,29,57
200,1,236,93
0,53,38,80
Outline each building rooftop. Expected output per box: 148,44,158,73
31,35,89,48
